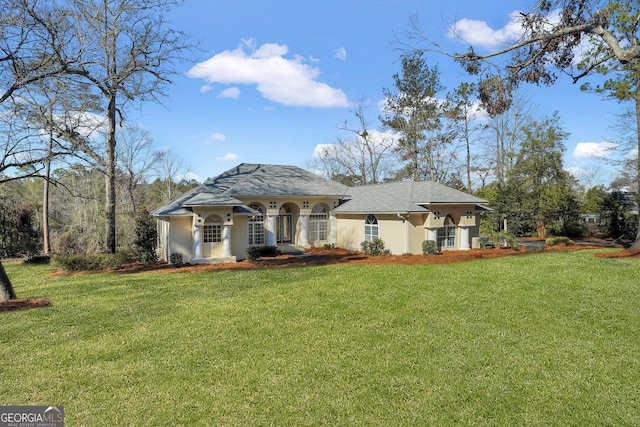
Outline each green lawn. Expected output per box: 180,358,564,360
2,250,639,426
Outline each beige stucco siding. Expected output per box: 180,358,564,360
406,214,428,254
232,215,249,260
168,216,193,260
335,214,428,255
376,214,408,255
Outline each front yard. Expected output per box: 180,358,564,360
1,249,639,426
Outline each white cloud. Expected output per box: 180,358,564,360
180,172,203,183
200,84,214,94
334,47,347,60
187,39,349,108
573,141,618,159
448,11,524,49
216,152,239,162
219,87,240,99
206,132,226,145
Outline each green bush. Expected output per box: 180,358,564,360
545,236,574,246
361,238,386,256
246,246,280,262
422,240,439,255
52,253,125,272
133,208,158,265
323,243,335,250
169,253,184,267
23,255,51,265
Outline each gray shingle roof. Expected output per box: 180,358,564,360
332,180,488,214
151,163,350,216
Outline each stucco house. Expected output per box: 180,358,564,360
151,163,489,264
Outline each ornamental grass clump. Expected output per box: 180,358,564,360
546,236,574,246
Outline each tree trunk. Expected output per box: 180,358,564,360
633,82,640,250
105,95,117,254
43,129,53,255
0,260,17,301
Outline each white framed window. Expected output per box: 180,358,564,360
248,203,265,245
203,215,222,243
437,215,456,248
364,214,378,242
309,204,328,242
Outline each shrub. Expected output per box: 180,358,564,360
545,236,574,246
169,253,184,267
52,253,125,272
246,246,280,262
422,240,439,255
323,243,335,250
23,255,51,265
133,208,158,265
361,238,386,256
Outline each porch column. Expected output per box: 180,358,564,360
459,226,470,250
222,224,232,257
426,227,438,243
330,214,337,244
193,225,203,260
299,214,309,246
266,215,277,246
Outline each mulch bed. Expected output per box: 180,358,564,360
0,297,52,312
2,240,637,312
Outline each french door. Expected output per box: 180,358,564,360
277,214,293,243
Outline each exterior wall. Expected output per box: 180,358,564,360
167,216,193,261
158,196,342,264
377,214,408,255
423,204,480,251
406,214,428,255
335,206,482,255
240,197,340,249
336,213,428,255
335,214,365,251
232,215,249,260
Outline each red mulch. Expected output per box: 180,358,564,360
0,297,52,312
112,239,637,274
3,240,636,312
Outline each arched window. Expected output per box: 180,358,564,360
364,214,378,242
309,204,328,242
203,215,222,243
248,204,265,245
437,215,456,248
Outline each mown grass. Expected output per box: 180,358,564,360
1,250,639,426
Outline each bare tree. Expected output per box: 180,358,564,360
117,125,162,215
37,0,192,253
311,101,396,185
154,150,192,203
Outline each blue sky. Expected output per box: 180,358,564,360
136,0,627,186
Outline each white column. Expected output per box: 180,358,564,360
192,225,203,260
299,214,309,246
459,226,470,250
222,224,232,257
426,228,438,243
266,215,277,246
